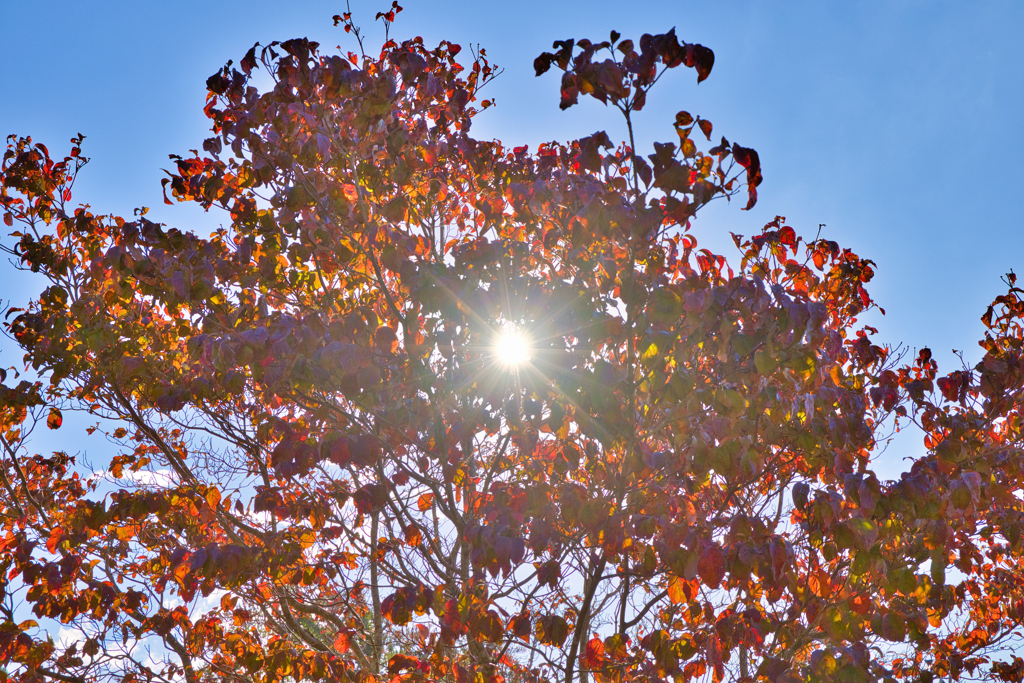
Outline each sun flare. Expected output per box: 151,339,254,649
494,327,532,368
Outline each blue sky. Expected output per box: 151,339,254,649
2,1,1023,473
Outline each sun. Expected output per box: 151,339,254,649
494,326,532,368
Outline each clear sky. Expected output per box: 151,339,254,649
2,0,1023,475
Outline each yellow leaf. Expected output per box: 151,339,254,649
667,576,689,604
298,529,317,549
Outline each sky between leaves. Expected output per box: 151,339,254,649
1,0,1022,477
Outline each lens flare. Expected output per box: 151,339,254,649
494,327,531,368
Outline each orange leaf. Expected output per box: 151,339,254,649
667,576,688,604
584,636,605,667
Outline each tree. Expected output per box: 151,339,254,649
2,7,1024,683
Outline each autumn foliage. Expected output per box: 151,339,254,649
3,7,1024,683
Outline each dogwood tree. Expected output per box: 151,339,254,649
3,7,1024,683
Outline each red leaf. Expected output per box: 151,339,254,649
534,53,554,76
779,225,796,246
731,143,762,210
585,636,605,668
697,118,713,141
706,634,724,682
388,654,420,675
509,613,531,640
537,559,561,588
535,614,569,646
328,436,351,466
374,326,398,351
171,271,188,299
792,482,809,510
697,540,726,587
349,434,381,467
46,407,62,430
684,43,715,83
